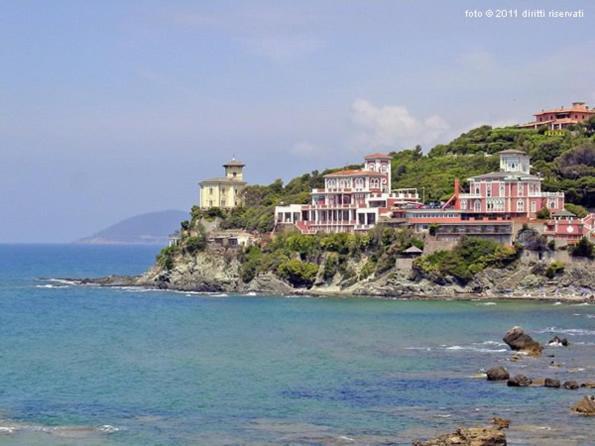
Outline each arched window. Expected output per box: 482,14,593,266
370,178,380,189
474,200,481,211
517,199,524,212
355,177,364,189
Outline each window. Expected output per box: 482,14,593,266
517,199,524,212
475,185,480,194
460,200,467,210
499,184,505,197
233,172,237,177
531,201,536,213
209,188,213,195
487,186,492,197
474,200,481,211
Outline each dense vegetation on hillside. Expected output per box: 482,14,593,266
412,237,520,284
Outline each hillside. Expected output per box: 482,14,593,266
77,210,187,245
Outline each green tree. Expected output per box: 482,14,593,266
570,237,594,259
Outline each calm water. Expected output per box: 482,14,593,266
0,244,593,445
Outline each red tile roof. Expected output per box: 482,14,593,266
324,169,385,177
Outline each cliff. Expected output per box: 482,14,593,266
129,222,594,301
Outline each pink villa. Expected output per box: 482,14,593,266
519,101,595,130
275,153,419,233
451,149,564,218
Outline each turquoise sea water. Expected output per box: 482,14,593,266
0,244,593,445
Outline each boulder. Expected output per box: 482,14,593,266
548,336,569,347
491,417,510,430
580,382,595,389
412,426,507,446
503,326,543,356
530,378,545,387
571,395,595,416
507,375,532,387
563,380,579,390
544,378,561,388
486,366,509,381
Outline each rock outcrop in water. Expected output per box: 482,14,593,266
412,425,507,446
571,395,595,416
502,327,543,356
486,366,509,381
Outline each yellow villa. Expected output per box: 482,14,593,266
199,158,247,209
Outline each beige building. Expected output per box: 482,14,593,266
199,159,247,209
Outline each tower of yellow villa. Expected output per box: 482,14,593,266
199,158,246,209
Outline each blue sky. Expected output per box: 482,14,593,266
1,0,594,242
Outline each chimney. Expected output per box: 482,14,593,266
454,178,460,197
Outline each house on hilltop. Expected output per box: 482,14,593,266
518,102,595,130
199,158,247,209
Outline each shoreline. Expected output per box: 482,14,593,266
49,276,594,303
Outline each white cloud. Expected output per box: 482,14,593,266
351,99,450,150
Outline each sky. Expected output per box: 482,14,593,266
1,0,594,242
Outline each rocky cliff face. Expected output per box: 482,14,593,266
137,246,595,300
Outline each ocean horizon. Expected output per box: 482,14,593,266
0,244,593,445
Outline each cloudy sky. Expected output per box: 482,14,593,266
1,0,594,242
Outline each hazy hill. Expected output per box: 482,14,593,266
77,210,188,245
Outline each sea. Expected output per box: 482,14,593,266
0,244,593,445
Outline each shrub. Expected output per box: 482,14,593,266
536,207,551,219
184,235,206,254
570,237,594,258
564,203,588,218
545,260,565,279
359,259,377,280
277,259,319,288
156,245,177,271
322,253,339,281
413,237,519,284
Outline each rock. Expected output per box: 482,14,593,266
571,395,595,416
544,378,561,388
530,378,545,387
581,382,595,389
491,417,510,430
486,366,509,381
412,426,506,446
548,336,569,347
563,380,579,390
507,374,532,387
503,326,543,356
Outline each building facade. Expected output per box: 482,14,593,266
276,153,412,233
543,210,594,245
453,150,565,219
199,159,247,209
519,102,595,130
